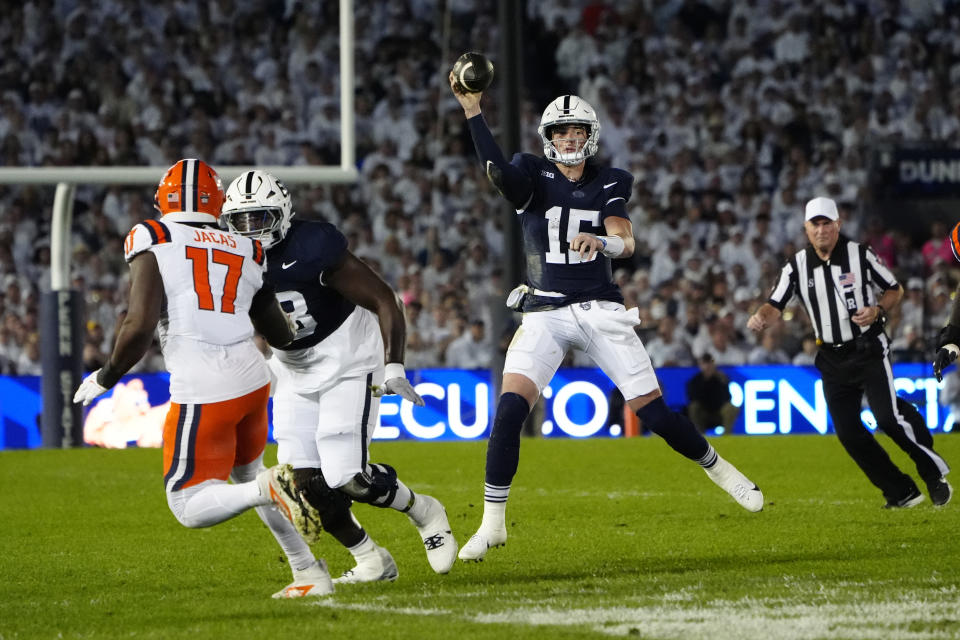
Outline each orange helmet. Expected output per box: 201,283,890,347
154,159,225,219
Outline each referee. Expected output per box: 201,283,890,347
748,197,951,508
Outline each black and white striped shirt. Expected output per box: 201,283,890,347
767,236,899,345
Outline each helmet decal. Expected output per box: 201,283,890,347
154,158,225,220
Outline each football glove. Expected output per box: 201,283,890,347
936,323,960,349
74,369,110,406
934,344,960,383
371,363,425,406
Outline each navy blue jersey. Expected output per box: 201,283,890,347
468,115,630,311
264,219,355,350
513,154,630,309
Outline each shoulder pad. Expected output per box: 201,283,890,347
124,220,171,262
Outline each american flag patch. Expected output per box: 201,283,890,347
167,192,179,203
839,272,856,288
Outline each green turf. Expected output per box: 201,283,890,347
1,434,958,639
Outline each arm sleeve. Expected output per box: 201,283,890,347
467,114,534,208
767,262,797,311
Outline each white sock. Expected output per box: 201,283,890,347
226,460,315,575
254,503,316,574
480,500,506,531
347,533,377,560
697,444,719,468
387,478,416,515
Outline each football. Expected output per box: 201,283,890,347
452,52,494,93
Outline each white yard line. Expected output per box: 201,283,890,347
313,588,960,640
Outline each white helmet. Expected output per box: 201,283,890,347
220,170,294,249
537,95,601,166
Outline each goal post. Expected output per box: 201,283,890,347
0,0,357,447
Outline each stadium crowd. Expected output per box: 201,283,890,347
2,0,960,376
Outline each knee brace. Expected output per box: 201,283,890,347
338,463,399,506
293,467,354,532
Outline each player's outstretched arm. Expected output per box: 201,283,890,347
76,252,163,405
448,70,533,208
324,251,424,405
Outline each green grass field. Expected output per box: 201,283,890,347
2,434,959,640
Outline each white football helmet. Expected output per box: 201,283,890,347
220,170,294,249
537,95,601,166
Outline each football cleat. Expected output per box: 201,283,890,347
333,546,399,584
457,527,507,562
258,464,323,544
409,495,458,574
704,456,764,512
927,477,953,507
272,559,334,598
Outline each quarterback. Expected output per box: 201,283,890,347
449,76,765,563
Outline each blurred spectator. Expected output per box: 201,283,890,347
2,0,959,374
685,353,738,435
791,333,819,366
444,318,492,370
747,331,792,365
645,315,695,368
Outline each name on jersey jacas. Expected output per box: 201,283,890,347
192,229,237,249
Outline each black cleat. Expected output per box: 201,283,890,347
926,477,953,507
883,486,925,509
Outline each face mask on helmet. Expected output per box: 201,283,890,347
537,95,601,166
154,158,225,221
220,170,294,249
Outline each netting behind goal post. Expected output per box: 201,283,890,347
0,0,357,448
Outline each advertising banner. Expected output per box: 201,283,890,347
1,364,955,449
888,148,960,197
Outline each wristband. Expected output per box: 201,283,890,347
97,366,122,389
384,362,406,380
598,235,625,258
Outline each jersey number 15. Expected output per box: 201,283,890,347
544,206,601,264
